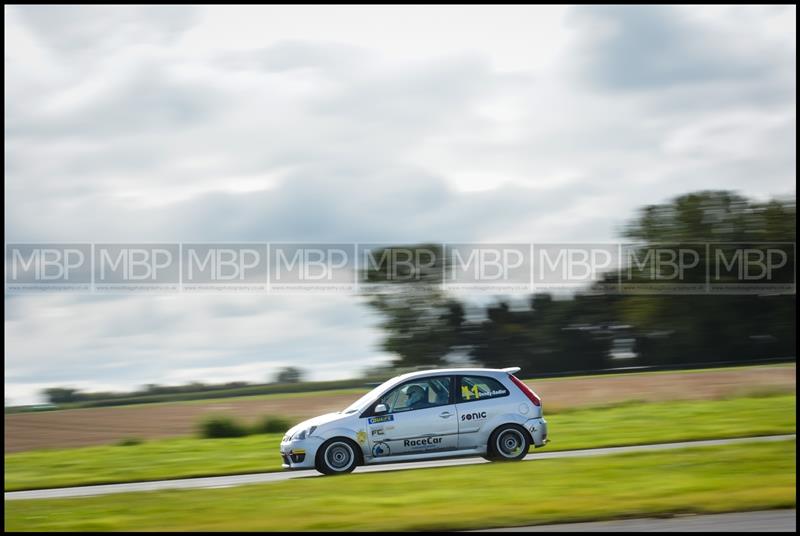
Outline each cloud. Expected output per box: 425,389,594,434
13,5,198,53
567,5,790,90
4,293,388,390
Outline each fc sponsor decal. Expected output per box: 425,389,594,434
460,411,487,421
368,415,394,425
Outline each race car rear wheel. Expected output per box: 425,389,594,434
315,438,359,475
486,424,530,461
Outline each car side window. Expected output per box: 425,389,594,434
379,377,452,413
458,375,509,403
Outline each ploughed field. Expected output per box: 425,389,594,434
5,364,795,452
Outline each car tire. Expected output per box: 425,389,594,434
486,424,530,462
315,438,360,475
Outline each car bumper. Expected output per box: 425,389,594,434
524,417,548,448
279,437,323,470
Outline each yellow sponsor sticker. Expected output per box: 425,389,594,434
356,431,367,445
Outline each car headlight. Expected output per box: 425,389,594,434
294,426,317,440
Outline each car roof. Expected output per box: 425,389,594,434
391,367,518,382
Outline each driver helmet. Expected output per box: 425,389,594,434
406,384,426,406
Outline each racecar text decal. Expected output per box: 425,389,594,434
404,436,444,447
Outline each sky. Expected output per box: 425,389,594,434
4,5,796,404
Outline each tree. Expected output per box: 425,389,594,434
43,387,80,404
615,190,796,364
274,366,304,384
470,294,615,375
365,191,796,375
362,244,466,368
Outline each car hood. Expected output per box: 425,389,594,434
285,411,352,438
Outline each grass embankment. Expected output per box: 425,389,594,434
5,394,795,492
4,440,795,531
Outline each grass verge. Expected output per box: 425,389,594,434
4,440,795,532
4,394,795,492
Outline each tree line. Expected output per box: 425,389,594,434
363,191,796,375
37,190,795,407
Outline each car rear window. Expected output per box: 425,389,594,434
458,375,509,403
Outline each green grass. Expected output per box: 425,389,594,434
542,393,796,452
4,440,795,532
4,394,795,492
4,434,284,492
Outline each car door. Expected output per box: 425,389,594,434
455,374,511,449
364,375,457,459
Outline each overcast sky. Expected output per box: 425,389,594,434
4,5,796,404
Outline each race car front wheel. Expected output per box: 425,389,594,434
315,438,359,475
486,424,530,461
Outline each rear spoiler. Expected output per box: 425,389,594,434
502,367,521,375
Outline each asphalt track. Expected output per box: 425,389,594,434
474,509,797,532
4,433,795,501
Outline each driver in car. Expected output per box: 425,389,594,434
406,384,430,410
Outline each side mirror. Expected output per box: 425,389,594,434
374,403,388,414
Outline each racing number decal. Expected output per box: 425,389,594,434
461,385,481,400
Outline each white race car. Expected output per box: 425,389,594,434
280,367,548,474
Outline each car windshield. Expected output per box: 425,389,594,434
342,379,395,413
